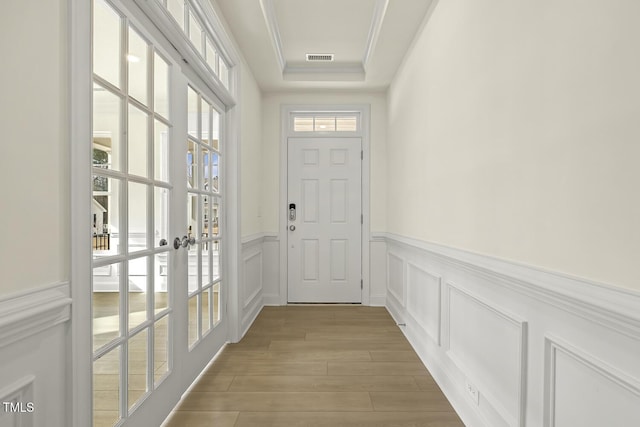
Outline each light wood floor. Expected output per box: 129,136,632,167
162,305,464,427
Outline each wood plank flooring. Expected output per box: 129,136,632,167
162,305,464,426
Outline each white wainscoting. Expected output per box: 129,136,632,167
544,335,640,427
240,234,267,336
382,233,640,427
369,237,387,306
262,235,281,306
0,283,71,427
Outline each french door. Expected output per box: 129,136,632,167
90,1,226,425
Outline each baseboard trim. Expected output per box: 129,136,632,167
0,282,71,348
263,293,281,305
369,295,386,306
240,298,263,338
400,311,487,427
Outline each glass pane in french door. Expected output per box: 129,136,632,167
185,85,223,348
92,1,173,425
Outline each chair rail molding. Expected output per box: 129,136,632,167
0,282,71,349
382,232,640,338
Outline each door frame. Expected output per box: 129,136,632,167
279,104,371,305
69,0,241,425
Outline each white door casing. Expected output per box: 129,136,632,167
287,138,362,303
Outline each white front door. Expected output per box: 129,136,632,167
287,137,362,303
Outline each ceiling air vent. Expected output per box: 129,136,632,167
306,53,334,62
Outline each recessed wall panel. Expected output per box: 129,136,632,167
387,253,404,303
407,264,441,345
550,340,640,427
449,286,525,426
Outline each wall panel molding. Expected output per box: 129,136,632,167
387,252,404,306
0,283,70,426
381,234,640,427
544,335,640,427
0,282,71,349
242,250,263,309
240,236,267,338
406,262,441,345
446,283,527,427
0,375,35,427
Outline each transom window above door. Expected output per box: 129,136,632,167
292,114,359,133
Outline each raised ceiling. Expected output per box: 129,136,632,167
214,0,435,91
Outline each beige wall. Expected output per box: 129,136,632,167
388,0,640,290
0,0,69,296
261,92,387,233
240,62,264,237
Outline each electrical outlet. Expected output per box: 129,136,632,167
465,380,479,405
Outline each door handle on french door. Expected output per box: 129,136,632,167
173,236,196,249
289,225,296,231
173,236,195,250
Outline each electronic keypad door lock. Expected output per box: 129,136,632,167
289,203,296,221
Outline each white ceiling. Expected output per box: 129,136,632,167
213,0,434,92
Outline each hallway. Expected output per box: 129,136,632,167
162,306,464,426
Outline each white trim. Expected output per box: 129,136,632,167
392,293,487,427
544,335,640,427
280,104,371,305
240,232,278,246
259,0,286,71
446,283,528,427
0,375,35,427
369,296,386,306
406,262,442,346
383,232,640,338
370,233,386,242
69,0,92,422
0,283,71,349
242,251,263,309
283,65,365,82
362,0,390,71
259,0,388,81
386,252,405,306
132,0,237,107
225,93,242,343
389,0,440,86
191,0,240,68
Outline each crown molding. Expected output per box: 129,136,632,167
362,0,389,71
259,0,286,72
